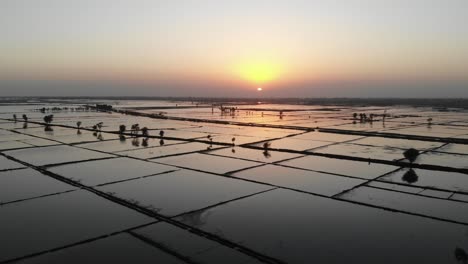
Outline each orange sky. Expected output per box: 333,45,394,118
1,1,467,97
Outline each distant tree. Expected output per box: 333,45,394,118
119,125,126,134
403,148,420,163
13,114,17,122
141,127,149,137
22,114,28,121
76,121,82,128
232,137,236,145
43,114,54,124
131,137,140,147
96,122,103,131
159,130,165,138
131,124,140,135
263,142,272,158
142,138,149,147
353,113,358,120
402,169,418,183
427,118,433,126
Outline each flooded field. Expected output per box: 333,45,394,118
1,99,468,263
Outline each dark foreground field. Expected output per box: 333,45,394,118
1,98,467,264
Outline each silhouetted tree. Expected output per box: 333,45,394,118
22,114,28,121
159,139,165,146
455,247,467,263
96,122,103,131
159,130,165,138
353,113,358,120
131,124,140,135
76,121,82,128
427,118,433,127
141,127,149,137
232,137,236,145
13,114,17,122
403,148,420,163
43,114,53,124
142,138,149,147
402,169,418,183
119,125,126,134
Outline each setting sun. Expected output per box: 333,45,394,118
257,87,263,91
234,61,281,84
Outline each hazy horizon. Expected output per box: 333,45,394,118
1,0,467,97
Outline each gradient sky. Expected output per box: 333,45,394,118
1,0,467,97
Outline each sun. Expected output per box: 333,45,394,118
234,61,281,84
257,87,263,91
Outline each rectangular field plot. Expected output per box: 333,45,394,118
120,142,220,159
155,153,262,174
0,155,25,170
338,185,468,224
98,169,272,216
233,164,365,196
380,168,468,193
4,145,115,166
47,157,177,186
280,155,398,179
311,143,406,161
0,168,75,204
207,146,302,163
